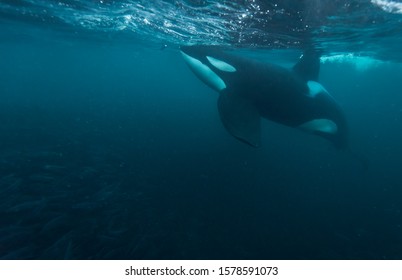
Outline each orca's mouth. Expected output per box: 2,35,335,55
179,45,197,57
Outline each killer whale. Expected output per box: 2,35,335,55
180,45,349,149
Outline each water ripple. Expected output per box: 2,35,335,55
1,0,402,61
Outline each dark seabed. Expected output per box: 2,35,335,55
1,0,402,259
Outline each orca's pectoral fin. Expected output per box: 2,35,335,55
293,49,321,82
217,91,261,147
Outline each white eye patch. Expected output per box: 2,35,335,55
206,56,237,72
181,51,227,91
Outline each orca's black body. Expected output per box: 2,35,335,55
180,45,348,149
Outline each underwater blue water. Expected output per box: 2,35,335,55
0,0,402,259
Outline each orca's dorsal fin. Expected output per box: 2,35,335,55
293,49,321,82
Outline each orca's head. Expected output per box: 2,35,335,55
180,45,237,92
